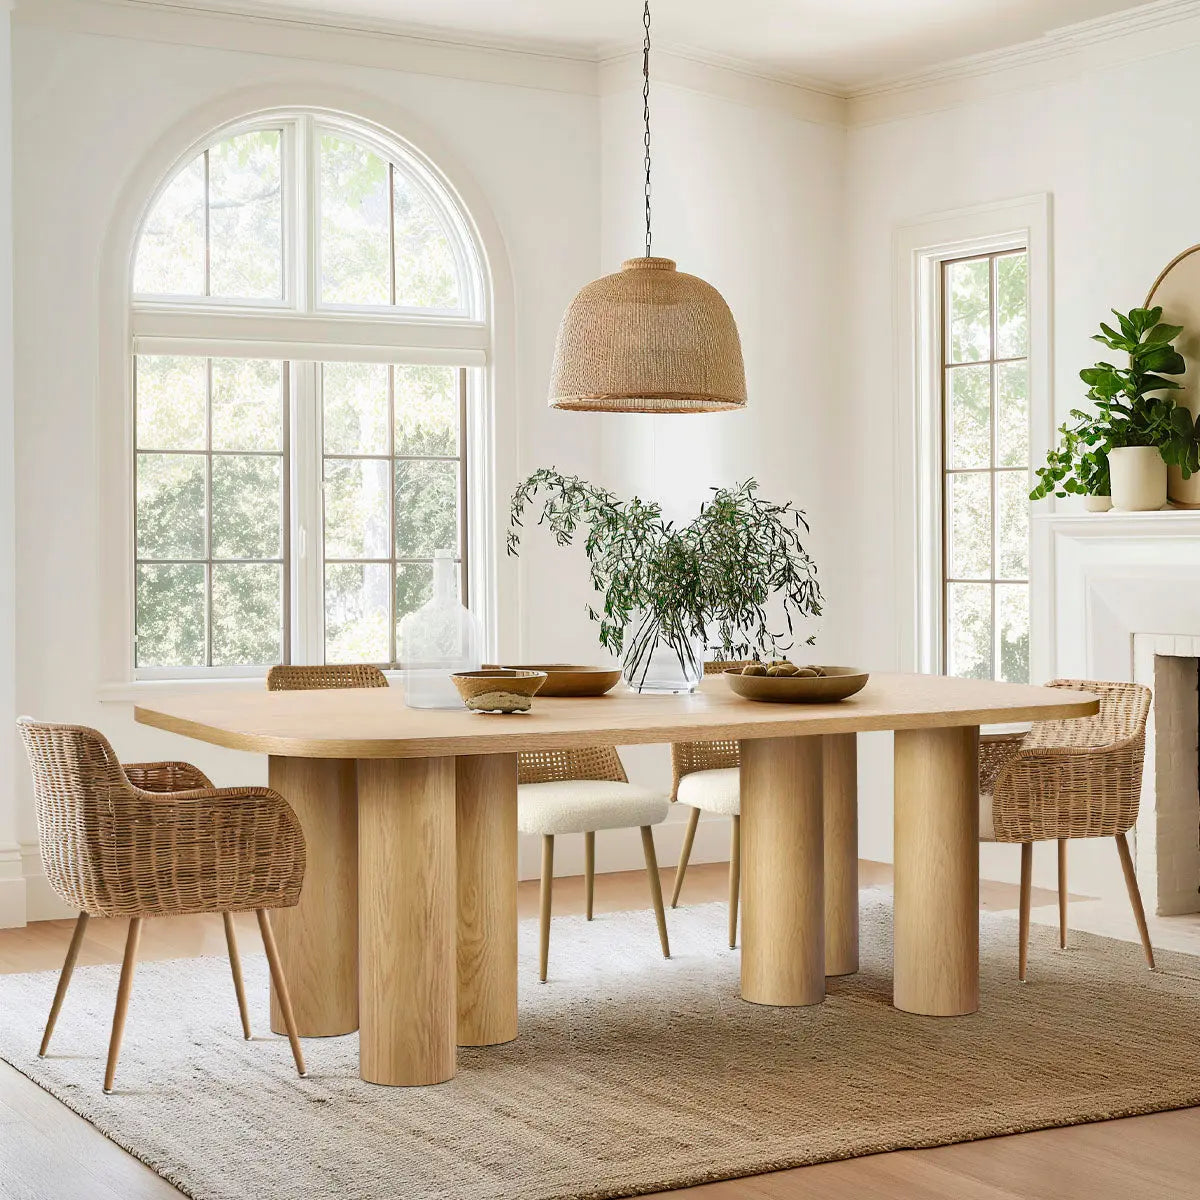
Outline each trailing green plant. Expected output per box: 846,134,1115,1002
1031,306,1196,500
507,470,822,670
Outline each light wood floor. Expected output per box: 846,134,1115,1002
2,860,1200,1200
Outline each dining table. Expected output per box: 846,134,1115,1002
134,672,1097,1087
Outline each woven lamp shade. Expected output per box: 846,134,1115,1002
549,257,746,413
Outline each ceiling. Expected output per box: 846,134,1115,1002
248,0,1164,90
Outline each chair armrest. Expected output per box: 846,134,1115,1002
105,786,306,916
122,761,214,793
979,732,1025,794
990,735,1146,842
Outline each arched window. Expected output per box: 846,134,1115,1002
129,111,487,675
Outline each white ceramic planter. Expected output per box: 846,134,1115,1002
1109,446,1168,512
1082,494,1113,512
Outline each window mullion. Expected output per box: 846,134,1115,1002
290,360,323,665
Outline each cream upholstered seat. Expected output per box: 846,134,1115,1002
675,766,740,817
517,746,671,981
669,661,755,948
978,678,1153,981
517,780,668,836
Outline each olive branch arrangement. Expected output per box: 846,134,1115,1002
507,469,823,676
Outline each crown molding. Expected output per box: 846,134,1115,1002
15,0,1200,127
12,0,601,94
598,47,846,127
847,0,1200,125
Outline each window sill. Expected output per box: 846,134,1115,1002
99,670,406,703
98,677,269,704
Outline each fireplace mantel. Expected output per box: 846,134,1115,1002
1033,508,1200,904
1033,509,1200,684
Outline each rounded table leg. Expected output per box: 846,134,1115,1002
739,736,825,1006
893,726,979,1017
268,756,359,1037
823,733,859,977
455,754,518,1048
358,756,457,1087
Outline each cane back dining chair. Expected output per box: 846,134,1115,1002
978,678,1154,981
267,664,389,690
669,660,755,948
517,745,671,981
17,718,308,1093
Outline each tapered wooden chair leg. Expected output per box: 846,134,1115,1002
103,918,142,1094
40,912,89,1057
728,814,741,949
539,835,554,983
584,831,595,921
1057,839,1068,950
671,807,700,908
1018,843,1032,983
257,911,307,1077
1115,833,1155,970
640,826,670,959
222,913,252,1039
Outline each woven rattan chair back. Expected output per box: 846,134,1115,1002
18,719,128,916
670,660,756,797
989,678,1151,843
517,745,628,786
17,717,305,919
267,663,389,691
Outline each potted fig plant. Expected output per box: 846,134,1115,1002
1032,306,1197,511
507,471,822,693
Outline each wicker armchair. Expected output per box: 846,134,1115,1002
17,718,308,1094
669,660,754,948
517,745,670,981
978,679,1154,980
267,663,388,690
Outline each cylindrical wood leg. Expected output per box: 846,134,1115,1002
585,830,596,921
455,754,518,1048
823,733,858,977
893,726,980,1017
358,757,457,1087
671,806,700,908
40,912,89,1057
268,756,359,1037
222,912,252,1039
1115,832,1155,970
538,835,554,983
739,736,825,1007
1057,839,1068,950
103,918,141,1094
728,815,741,949
1018,842,1033,982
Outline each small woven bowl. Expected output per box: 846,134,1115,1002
451,669,548,713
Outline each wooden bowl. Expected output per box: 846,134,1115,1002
452,669,548,713
724,666,869,704
485,663,622,697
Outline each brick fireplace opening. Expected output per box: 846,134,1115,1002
1134,636,1200,917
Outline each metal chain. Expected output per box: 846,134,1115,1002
642,0,652,257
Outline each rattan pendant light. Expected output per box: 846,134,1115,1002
548,2,747,413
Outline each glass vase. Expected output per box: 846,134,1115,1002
621,609,704,694
398,550,482,708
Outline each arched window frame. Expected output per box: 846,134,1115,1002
123,106,497,681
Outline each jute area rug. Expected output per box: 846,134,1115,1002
3,890,1200,1200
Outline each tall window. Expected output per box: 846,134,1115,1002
940,250,1030,683
130,112,486,676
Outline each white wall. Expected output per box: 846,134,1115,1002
845,41,1200,892
0,4,21,928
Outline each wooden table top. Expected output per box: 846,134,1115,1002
133,673,1099,759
